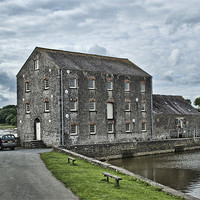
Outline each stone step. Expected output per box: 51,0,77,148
30,140,46,148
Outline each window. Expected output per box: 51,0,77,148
44,100,50,112
107,102,114,119
108,123,114,133
142,121,146,132
124,81,130,91
90,123,96,134
89,101,96,111
70,101,77,111
107,80,113,90
126,123,131,132
88,78,95,89
140,82,145,93
34,58,39,70
69,77,77,88
70,124,78,135
25,81,30,92
141,101,146,111
44,78,49,89
125,102,130,111
25,102,30,113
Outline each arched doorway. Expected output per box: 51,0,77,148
34,118,41,140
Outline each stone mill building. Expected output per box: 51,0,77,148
17,47,153,151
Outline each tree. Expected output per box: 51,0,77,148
194,97,200,111
185,99,191,104
0,105,17,125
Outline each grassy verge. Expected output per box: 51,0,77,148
41,151,184,200
0,124,16,129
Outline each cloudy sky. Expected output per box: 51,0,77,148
0,0,200,108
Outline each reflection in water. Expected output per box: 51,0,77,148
109,150,200,199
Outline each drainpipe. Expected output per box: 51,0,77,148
60,69,64,146
150,78,154,140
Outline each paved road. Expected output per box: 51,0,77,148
0,148,79,200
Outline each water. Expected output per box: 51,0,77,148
109,150,200,199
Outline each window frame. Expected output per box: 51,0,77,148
142,121,147,132
141,101,146,111
140,82,145,93
25,102,30,114
107,102,114,119
108,123,114,133
89,101,96,111
69,77,77,88
44,78,49,90
124,81,130,92
44,100,50,112
88,78,95,89
125,123,131,133
70,101,77,111
107,80,113,91
34,58,39,70
125,102,131,111
25,81,30,92
90,123,96,135
70,124,78,135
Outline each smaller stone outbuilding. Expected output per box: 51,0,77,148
153,95,200,139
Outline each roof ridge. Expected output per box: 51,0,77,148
36,46,129,62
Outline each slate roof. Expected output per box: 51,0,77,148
37,47,151,77
153,95,200,115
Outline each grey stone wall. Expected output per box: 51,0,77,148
17,49,61,147
153,113,200,139
62,69,152,147
68,138,200,160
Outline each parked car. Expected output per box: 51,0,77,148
0,134,17,150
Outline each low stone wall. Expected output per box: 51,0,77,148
67,138,200,160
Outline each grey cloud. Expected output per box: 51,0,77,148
0,72,16,92
0,93,9,102
88,45,107,56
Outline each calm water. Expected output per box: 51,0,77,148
109,151,200,199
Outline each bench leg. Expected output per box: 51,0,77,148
106,177,109,182
116,180,119,186
68,158,70,163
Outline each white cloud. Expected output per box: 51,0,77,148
168,49,181,66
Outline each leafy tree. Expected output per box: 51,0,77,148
185,99,191,104
0,105,17,126
194,97,200,112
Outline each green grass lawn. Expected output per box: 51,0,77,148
41,151,184,200
0,124,16,129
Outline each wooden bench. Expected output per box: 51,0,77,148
102,172,122,186
68,156,76,164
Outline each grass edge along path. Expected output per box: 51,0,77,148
40,151,184,200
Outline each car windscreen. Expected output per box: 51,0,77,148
3,135,15,140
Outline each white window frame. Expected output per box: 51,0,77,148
70,124,78,135
34,59,39,70
108,123,114,133
44,101,50,112
25,82,30,92
44,79,49,90
107,81,113,90
125,81,130,92
69,77,77,88
90,124,96,134
107,103,114,119
88,79,95,89
126,123,131,132
25,103,30,114
89,101,96,111
142,122,147,132
70,101,77,111
140,82,145,93
141,102,146,111
125,102,130,111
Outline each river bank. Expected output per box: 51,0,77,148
53,147,198,200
